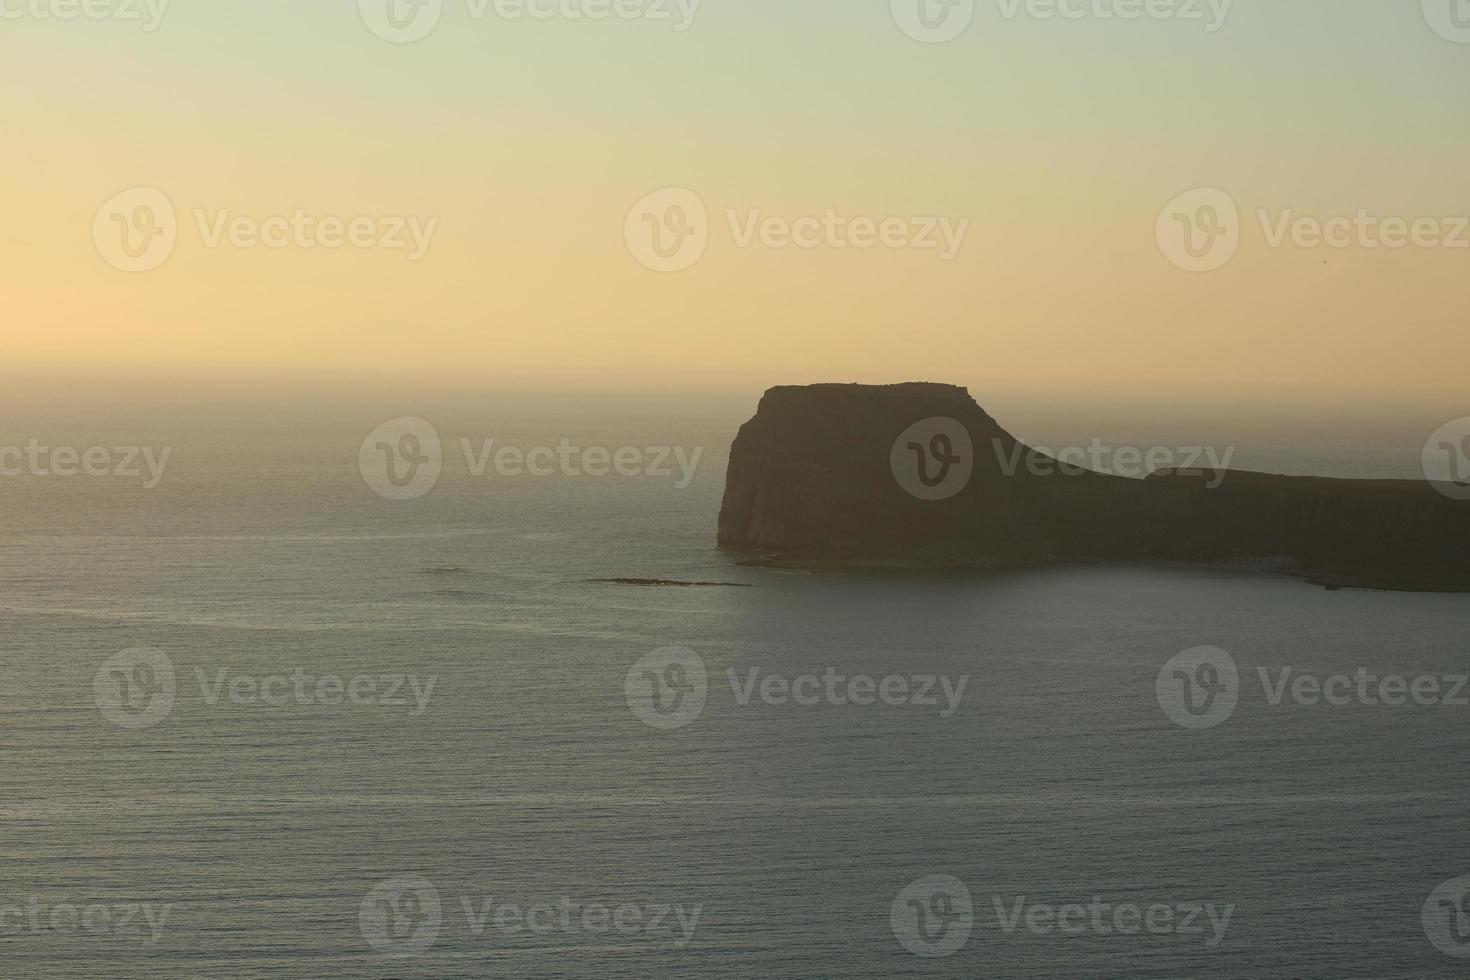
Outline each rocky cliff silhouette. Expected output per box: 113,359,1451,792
717,383,1470,592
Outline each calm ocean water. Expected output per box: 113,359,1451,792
2,404,1469,977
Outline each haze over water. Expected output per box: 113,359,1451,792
1,397,1468,976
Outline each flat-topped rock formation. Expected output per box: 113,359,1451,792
717,383,1470,592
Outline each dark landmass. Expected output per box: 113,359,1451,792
591,578,752,588
717,383,1470,593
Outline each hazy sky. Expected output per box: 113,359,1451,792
5,0,1467,411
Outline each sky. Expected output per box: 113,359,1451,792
4,0,1467,423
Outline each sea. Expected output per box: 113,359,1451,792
2,392,1468,978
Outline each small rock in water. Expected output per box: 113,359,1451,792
590,578,751,588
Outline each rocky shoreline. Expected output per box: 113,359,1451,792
717,383,1470,594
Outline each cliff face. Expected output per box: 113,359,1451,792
718,383,1043,559
717,383,1470,590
